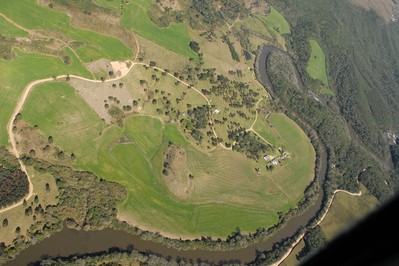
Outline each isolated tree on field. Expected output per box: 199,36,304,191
63,55,71,65
189,41,200,53
15,227,21,234
2,218,8,227
48,136,53,143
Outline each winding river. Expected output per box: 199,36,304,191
5,46,327,265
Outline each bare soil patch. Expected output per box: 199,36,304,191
162,144,192,200
244,0,269,15
68,76,134,124
85,59,129,79
351,0,399,22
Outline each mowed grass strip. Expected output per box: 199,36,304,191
0,15,29,37
21,85,314,237
0,50,93,146
307,40,329,86
0,0,133,62
121,0,196,58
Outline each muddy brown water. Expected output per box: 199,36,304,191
5,45,327,266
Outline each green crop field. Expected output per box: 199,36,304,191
0,50,92,146
120,0,197,58
0,0,133,62
320,185,378,240
21,83,315,237
0,16,28,37
307,40,329,86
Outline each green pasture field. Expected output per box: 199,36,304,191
120,0,197,58
263,7,291,35
307,40,329,86
254,113,315,202
21,82,315,237
0,49,92,146
0,15,28,37
0,0,133,62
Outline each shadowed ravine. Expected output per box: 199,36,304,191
5,46,327,265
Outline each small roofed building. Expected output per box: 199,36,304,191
271,159,279,166
263,154,275,161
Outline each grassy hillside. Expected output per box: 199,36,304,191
21,82,315,237
0,0,133,62
120,0,196,58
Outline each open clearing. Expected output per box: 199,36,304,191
319,185,378,240
264,7,291,35
120,0,196,58
20,81,315,238
306,40,329,88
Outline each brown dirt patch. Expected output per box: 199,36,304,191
350,0,399,22
68,77,135,124
14,120,74,165
162,144,193,200
85,59,129,79
244,0,269,15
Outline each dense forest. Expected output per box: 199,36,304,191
270,0,399,159
261,0,399,202
0,148,28,208
0,157,126,264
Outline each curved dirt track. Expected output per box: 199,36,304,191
271,188,362,266
0,58,219,213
